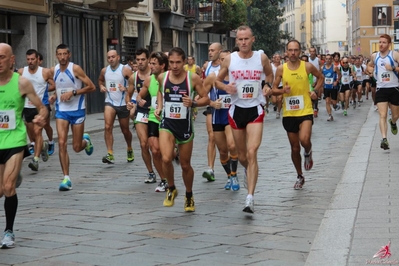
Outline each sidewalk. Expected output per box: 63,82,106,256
306,106,399,265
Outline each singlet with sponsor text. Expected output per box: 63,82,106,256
374,51,399,88
322,64,336,89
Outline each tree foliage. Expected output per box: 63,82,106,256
248,0,291,56
222,0,247,31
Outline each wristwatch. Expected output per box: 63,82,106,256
72,90,77,96
265,82,272,88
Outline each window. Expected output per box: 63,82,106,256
372,6,392,26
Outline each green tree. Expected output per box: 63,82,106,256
248,0,291,56
222,0,248,30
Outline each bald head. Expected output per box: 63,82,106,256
209,43,222,62
107,49,120,68
0,43,15,74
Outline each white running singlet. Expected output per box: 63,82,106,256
22,66,48,108
104,64,127,107
374,51,399,88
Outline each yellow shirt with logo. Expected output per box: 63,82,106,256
282,60,313,117
184,64,197,74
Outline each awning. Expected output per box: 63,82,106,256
124,12,151,22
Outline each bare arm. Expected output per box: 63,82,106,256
215,55,231,92
367,54,376,75
137,75,151,107
261,53,273,96
307,62,324,97
73,64,96,95
43,68,55,92
272,65,286,95
98,68,107,92
127,74,135,99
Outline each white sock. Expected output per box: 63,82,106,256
64,175,70,181
246,194,253,200
48,140,54,144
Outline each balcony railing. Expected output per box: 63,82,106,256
196,1,222,23
154,0,171,12
183,0,196,17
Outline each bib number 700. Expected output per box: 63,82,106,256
242,86,254,93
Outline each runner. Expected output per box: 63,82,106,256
127,48,157,183
155,47,209,212
203,49,239,191
136,51,169,192
183,55,201,76
18,49,54,171
352,56,364,108
272,40,323,189
271,53,283,119
216,26,274,213
98,50,134,164
202,42,222,182
308,47,321,117
367,34,399,150
322,54,341,121
49,44,95,191
0,43,48,248
339,57,355,116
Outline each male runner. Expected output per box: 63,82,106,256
49,44,95,191
98,50,134,164
322,54,341,121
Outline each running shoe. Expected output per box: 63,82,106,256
1,230,15,249
374,105,378,111
16,173,23,188
381,138,390,150
184,196,195,212
102,153,115,164
389,119,398,135
353,101,356,109
155,179,168,192
163,188,178,207
357,102,361,107
265,108,269,114
127,150,134,163
59,178,72,191
304,151,313,171
48,142,55,156
224,178,231,190
276,112,280,119
343,110,347,116
41,142,49,162
327,115,334,121
28,158,39,171
230,174,240,191
294,175,305,190
29,144,34,155
313,109,318,118
83,133,94,156
243,197,254,213
273,106,277,112
145,172,157,183
202,169,215,182
334,105,341,111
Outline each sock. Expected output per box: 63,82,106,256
246,194,253,200
186,191,193,199
64,175,70,181
230,155,238,175
107,150,113,155
33,156,39,162
31,142,35,146
169,185,176,191
48,140,54,145
221,158,231,176
4,194,18,232
305,150,312,156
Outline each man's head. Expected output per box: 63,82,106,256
309,47,317,59
236,26,255,54
324,54,333,66
107,50,120,69
341,56,350,68
273,53,281,64
208,42,222,62
333,52,340,62
26,49,40,71
300,54,309,62
135,48,150,72
150,51,168,75
55,44,71,66
168,47,186,76
379,34,392,53
128,58,138,72
187,55,195,66
219,49,231,63
286,40,302,63
0,43,14,74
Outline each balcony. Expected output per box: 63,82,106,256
196,1,222,23
154,0,171,12
182,0,196,18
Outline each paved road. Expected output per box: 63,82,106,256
0,101,372,266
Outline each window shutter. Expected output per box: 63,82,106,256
387,6,392,26
372,6,377,26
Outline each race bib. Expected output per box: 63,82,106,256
342,77,349,83
151,96,158,110
325,78,333,85
237,81,259,99
381,72,391,82
165,102,186,119
56,87,74,102
285,96,304,111
136,111,149,123
107,80,119,92
219,94,231,109
0,110,16,130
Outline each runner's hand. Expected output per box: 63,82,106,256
225,83,237,94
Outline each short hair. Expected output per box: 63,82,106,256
332,52,340,59
187,55,195,60
150,51,168,71
168,47,186,61
221,49,231,53
56,44,70,53
232,46,240,52
135,48,150,59
38,52,43,61
236,25,253,36
286,39,301,50
301,54,309,61
380,34,392,43
26,49,38,57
